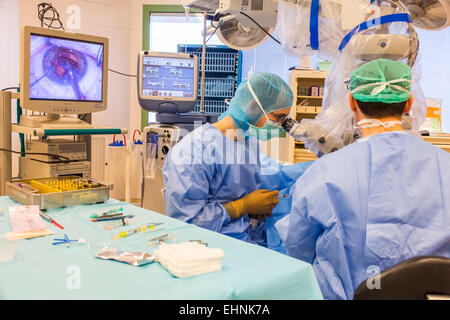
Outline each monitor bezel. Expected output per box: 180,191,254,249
138,51,198,103
20,26,109,114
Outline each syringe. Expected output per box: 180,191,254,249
112,223,164,239
103,216,147,231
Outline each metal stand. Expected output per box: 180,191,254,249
200,11,207,113
0,91,13,195
0,91,127,196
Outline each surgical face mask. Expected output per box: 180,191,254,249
248,122,283,141
354,119,403,130
247,80,284,141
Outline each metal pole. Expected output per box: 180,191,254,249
0,92,12,195
200,11,207,114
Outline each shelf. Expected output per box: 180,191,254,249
423,136,450,145
292,70,328,79
289,69,328,164
294,148,318,163
297,106,322,114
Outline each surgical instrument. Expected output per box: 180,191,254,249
112,223,164,240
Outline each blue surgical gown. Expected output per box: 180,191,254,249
260,154,313,252
276,132,450,300
163,123,312,248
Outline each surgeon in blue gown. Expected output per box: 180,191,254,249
163,72,312,249
276,59,450,299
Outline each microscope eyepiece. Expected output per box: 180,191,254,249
281,117,297,133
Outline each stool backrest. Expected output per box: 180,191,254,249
354,256,450,300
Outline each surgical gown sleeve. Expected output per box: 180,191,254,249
259,152,315,253
163,158,232,233
275,160,332,262
259,152,314,190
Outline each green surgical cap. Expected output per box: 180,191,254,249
350,59,412,103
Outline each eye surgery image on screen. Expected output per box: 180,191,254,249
29,34,104,102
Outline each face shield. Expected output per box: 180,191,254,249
280,1,426,157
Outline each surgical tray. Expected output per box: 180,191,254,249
6,176,111,210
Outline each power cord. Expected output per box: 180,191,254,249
38,3,65,31
190,13,223,56
193,26,220,54
0,148,72,163
1,87,20,92
37,3,135,78
108,68,137,78
239,11,281,45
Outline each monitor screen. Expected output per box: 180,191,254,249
29,33,104,102
141,56,195,99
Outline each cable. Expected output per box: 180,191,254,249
36,4,136,79
0,148,72,163
191,13,223,54
206,26,219,44
194,26,219,54
108,68,137,78
79,114,90,122
239,11,281,45
141,151,145,208
1,87,20,92
38,3,65,31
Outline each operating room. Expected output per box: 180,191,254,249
0,0,449,304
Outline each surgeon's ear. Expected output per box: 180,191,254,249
403,94,414,114
349,93,358,112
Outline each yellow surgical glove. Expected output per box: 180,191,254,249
224,189,279,220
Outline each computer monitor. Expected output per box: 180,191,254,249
137,51,198,113
20,26,109,115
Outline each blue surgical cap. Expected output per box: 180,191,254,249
219,72,294,131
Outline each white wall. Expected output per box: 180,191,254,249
1,0,20,177
0,0,19,88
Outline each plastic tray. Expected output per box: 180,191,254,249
6,176,111,210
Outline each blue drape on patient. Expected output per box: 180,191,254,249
260,153,314,253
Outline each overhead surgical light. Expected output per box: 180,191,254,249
399,0,450,30
183,0,278,50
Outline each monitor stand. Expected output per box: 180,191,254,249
155,113,209,134
156,113,208,124
19,113,92,129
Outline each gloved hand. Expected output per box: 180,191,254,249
224,189,279,220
